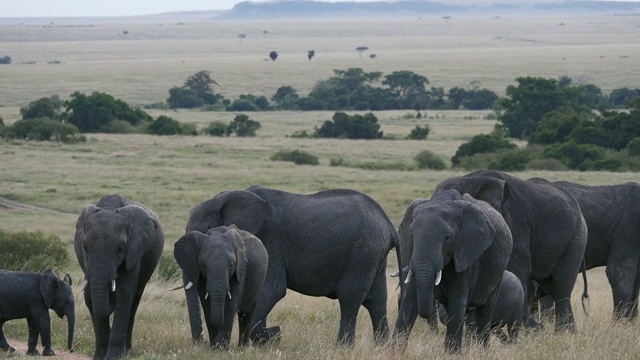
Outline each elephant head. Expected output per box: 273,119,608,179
407,199,496,319
434,174,509,213
174,225,248,328
41,269,75,351
74,204,160,318
186,190,269,235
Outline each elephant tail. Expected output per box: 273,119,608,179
392,230,405,296
580,257,590,317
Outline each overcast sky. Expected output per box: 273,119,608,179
0,0,395,17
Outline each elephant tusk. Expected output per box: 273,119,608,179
228,291,232,300
185,281,193,290
205,293,209,300
111,280,116,292
166,284,184,291
435,270,442,286
81,279,88,291
390,266,409,278
404,270,413,284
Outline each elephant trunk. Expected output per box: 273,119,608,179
89,277,114,319
415,263,438,320
67,309,75,351
208,278,229,328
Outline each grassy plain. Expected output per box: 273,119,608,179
1,14,640,360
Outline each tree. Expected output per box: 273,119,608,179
307,50,315,61
355,46,368,58
183,70,221,105
382,70,429,109
228,114,261,137
407,125,430,140
20,95,63,120
148,115,184,135
269,51,278,61
64,91,152,133
0,55,11,64
314,112,382,139
272,86,299,109
167,87,204,109
462,88,498,110
451,133,516,165
447,87,466,109
332,68,382,92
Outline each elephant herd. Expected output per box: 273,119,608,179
1,169,640,359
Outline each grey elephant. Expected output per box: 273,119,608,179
74,194,164,360
173,225,268,349
394,190,512,353
184,185,403,345
551,181,640,321
439,270,524,343
434,169,587,332
0,268,74,356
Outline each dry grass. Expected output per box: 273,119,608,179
2,14,640,360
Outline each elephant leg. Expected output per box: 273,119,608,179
35,313,54,356
0,322,16,353
444,303,465,354
250,266,287,345
606,255,639,320
393,282,418,347
238,304,257,347
183,273,203,343
362,273,390,344
336,297,362,346
26,317,41,356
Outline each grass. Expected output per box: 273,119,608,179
1,13,640,360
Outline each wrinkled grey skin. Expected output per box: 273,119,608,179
439,270,524,343
435,170,587,333
0,269,75,356
74,194,164,360
174,225,268,349
184,186,403,346
394,190,513,353
552,181,640,321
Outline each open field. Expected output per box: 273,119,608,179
1,14,640,359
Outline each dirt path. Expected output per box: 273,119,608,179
4,338,90,359
0,197,72,215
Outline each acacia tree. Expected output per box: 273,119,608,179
168,70,223,108
382,70,429,109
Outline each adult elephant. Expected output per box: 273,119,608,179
394,190,512,353
553,181,640,320
74,194,164,360
435,169,587,332
184,185,403,345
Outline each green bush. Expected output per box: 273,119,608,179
415,150,447,170
451,133,516,165
0,229,70,272
526,158,569,171
488,149,530,171
2,118,85,143
148,115,183,135
314,112,382,139
543,141,606,169
626,137,640,156
204,121,229,137
407,125,430,140
154,253,182,282
228,114,261,137
271,149,319,165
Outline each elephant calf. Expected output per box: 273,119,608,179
174,225,268,349
0,269,75,356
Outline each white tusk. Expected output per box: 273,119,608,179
404,270,413,284
81,279,88,291
205,293,209,300
435,270,442,286
111,280,116,292
166,284,184,291
185,281,193,290
228,291,232,300
390,271,400,278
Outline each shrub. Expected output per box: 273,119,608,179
228,114,261,137
2,118,85,143
407,125,430,140
415,150,447,170
451,134,516,165
154,253,182,281
100,119,138,134
625,137,640,156
314,112,382,139
543,141,606,169
0,229,69,272
148,115,184,135
526,158,569,171
204,121,229,136
488,149,530,171
270,149,319,165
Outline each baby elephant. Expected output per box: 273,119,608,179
439,270,524,343
174,225,268,349
0,268,75,356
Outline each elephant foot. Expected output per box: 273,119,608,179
26,348,41,356
251,326,281,346
42,347,56,356
1,345,16,353
524,317,544,332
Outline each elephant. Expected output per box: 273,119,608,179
394,190,513,353
0,268,74,356
434,169,588,332
439,270,524,343
74,194,164,360
174,225,268,349
550,181,640,321
183,185,403,346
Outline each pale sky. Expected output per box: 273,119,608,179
0,0,391,17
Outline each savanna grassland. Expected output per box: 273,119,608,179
1,13,640,359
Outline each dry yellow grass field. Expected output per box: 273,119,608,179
1,14,640,359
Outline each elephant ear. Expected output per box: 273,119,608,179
40,268,59,309
174,231,207,285
214,190,269,235
74,205,100,259
453,202,496,273
469,176,509,212
119,205,161,271
228,225,248,283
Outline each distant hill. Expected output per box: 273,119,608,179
217,0,640,20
